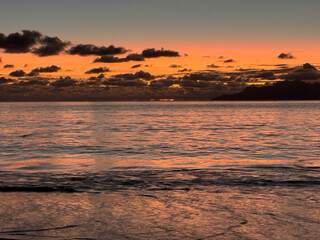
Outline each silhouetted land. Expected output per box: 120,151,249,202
213,81,320,100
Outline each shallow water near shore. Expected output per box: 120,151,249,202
0,101,320,239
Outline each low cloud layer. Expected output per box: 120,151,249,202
111,70,155,80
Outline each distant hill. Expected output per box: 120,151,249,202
212,81,320,101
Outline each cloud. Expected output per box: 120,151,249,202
9,70,26,77
31,65,61,73
33,36,70,57
0,30,123,57
112,70,155,80
27,65,61,76
3,64,14,68
87,73,105,81
93,48,180,63
141,48,180,58
223,59,234,63
279,63,320,80
0,77,14,84
178,68,192,72
206,64,220,68
17,79,49,86
85,67,110,74
183,72,227,81
0,30,41,53
68,44,127,56
93,53,145,63
93,55,128,63
278,52,294,59
250,70,276,80
103,78,147,87
169,64,181,68
131,64,141,69
125,53,145,61
179,79,210,88
50,76,77,87
149,78,180,88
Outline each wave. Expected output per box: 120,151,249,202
0,166,319,193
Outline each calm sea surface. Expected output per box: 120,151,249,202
1,101,320,172
0,102,320,239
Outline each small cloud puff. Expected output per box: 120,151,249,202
9,70,26,77
85,67,110,74
278,52,294,59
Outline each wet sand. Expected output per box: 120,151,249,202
0,185,319,240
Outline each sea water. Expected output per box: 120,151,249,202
0,101,319,239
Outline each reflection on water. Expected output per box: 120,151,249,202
1,102,320,239
0,101,320,171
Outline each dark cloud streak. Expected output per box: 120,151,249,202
68,44,127,56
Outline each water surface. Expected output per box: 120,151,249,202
1,101,319,171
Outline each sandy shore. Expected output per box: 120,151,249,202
0,185,319,240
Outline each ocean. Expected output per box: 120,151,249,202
0,101,319,239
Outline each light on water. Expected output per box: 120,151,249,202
0,101,320,171
0,101,319,239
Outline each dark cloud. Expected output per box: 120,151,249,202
0,77,14,84
125,53,145,61
206,64,220,68
68,44,127,56
112,70,155,80
141,48,180,58
169,64,181,68
103,78,147,87
3,64,14,68
223,59,234,63
250,70,276,80
0,30,124,57
149,78,180,88
183,72,227,81
33,36,70,57
179,79,210,88
96,73,105,79
278,52,294,59
93,54,145,63
131,64,141,69
27,65,61,76
85,67,110,74
91,48,181,63
32,65,61,73
93,56,127,63
279,63,320,81
87,73,105,81
50,76,77,87
9,70,26,77
17,79,49,86
178,68,192,72
0,30,41,53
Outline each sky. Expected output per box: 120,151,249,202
1,0,320,100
